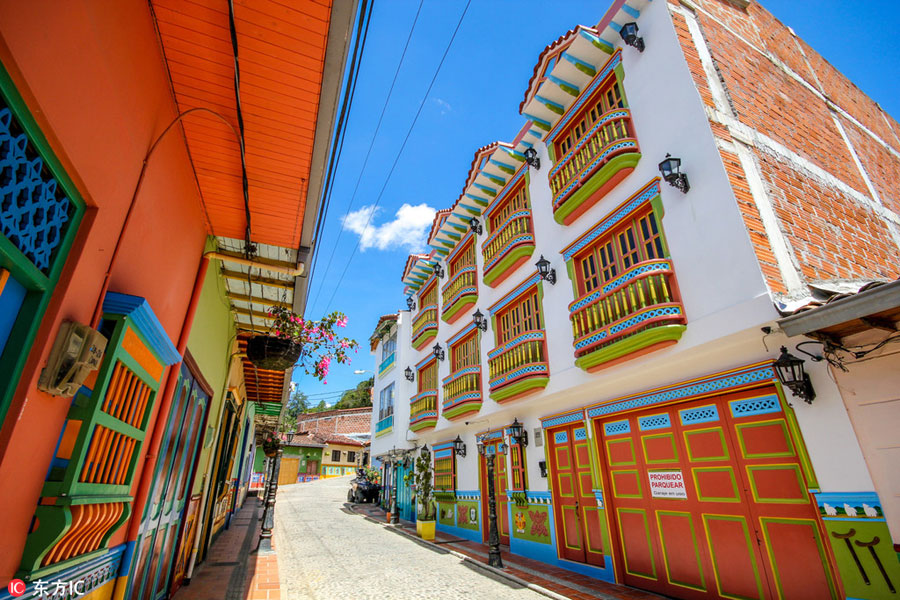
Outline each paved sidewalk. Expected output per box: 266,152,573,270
351,502,667,600
174,499,281,600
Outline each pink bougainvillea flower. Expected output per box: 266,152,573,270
336,316,348,328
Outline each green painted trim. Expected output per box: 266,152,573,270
591,39,614,55
441,292,477,323
655,510,707,592
735,419,796,459
443,400,482,420
640,433,679,464
0,61,87,427
375,426,393,438
575,324,686,372
540,100,564,115
412,328,438,350
614,64,629,106
746,464,808,504
779,387,820,489
553,152,641,224
701,514,764,600
409,419,437,432
489,376,548,403
690,467,740,503
574,62,596,77
483,244,535,286
531,119,551,132
616,508,656,579
759,517,838,600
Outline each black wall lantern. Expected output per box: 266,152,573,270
473,309,488,331
659,153,690,193
404,366,414,382
535,255,557,285
433,263,445,279
508,418,528,447
406,296,416,311
774,346,816,404
469,217,483,236
433,343,445,361
453,435,467,457
619,22,645,52
476,435,486,456
523,147,541,170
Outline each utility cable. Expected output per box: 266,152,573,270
227,0,252,250
304,0,374,315
322,0,473,313
307,0,425,314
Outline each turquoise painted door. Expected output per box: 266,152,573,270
397,464,416,522
129,363,210,600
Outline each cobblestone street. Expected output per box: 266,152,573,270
273,477,547,600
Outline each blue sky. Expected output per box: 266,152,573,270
296,0,900,405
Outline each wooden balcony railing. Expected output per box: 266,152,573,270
441,366,482,420
569,259,686,372
441,266,477,323
548,109,640,225
409,391,438,432
481,211,535,287
487,330,549,402
411,304,438,350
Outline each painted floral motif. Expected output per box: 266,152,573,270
529,510,549,537
514,511,527,534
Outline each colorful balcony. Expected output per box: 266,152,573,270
375,414,393,438
488,330,549,402
411,304,438,350
442,366,482,420
378,352,396,376
410,391,438,432
441,267,478,324
569,259,686,372
481,211,535,287
549,109,640,225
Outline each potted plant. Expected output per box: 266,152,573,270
246,307,357,377
262,434,280,458
415,445,437,540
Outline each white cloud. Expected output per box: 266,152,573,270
433,97,452,115
341,203,437,252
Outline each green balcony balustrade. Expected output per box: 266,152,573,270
487,330,549,403
441,267,478,324
411,304,438,350
481,211,535,287
441,366,482,420
378,352,396,376
569,259,686,372
409,391,438,432
549,109,640,225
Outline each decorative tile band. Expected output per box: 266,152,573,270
484,210,531,247
549,109,631,179
813,491,885,521
604,419,630,436
488,273,542,314
541,410,585,429
562,179,661,261
729,394,781,418
554,140,638,209
410,411,437,425
483,234,535,274
573,304,683,351
489,363,548,389
443,286,477,312
585,363,777,419
448,321,479,347
456,491,481,501
547,50,623,142
442,365,481,386
443,391,481,409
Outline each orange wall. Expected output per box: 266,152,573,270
0,1,211,581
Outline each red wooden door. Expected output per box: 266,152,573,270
598,387,837,600
547,422,606,567
479,438,510,545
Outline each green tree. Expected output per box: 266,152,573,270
285,390,308,420
333,376,373,409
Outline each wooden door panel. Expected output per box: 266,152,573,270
657,511,706,593
618,508,656,580
703,515,765,600
278,458,299,485
760,518,834,599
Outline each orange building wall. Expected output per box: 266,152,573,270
0,1,212,582
669,0,900,293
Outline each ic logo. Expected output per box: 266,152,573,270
8,578,26,597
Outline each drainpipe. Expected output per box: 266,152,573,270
122,254,209,543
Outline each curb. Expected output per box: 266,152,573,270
348,503,571,600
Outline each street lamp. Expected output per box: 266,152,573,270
407,296,416,311
473,309,488,331
433,343,445,361
619,22,645,52
433,263,445,279
453,435,467,457
524,147,541,170
658,153,690,193
535,255,557,285
469,217,483,236
389,449,399,524
508,418,528,447
476,435,504,568
774,346,816,404
405,366,415,382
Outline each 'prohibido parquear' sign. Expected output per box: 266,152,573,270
648,470,688,499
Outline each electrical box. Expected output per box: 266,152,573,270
38,321,107,397
539,460,547,478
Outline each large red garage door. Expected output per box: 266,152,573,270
597,386,837,600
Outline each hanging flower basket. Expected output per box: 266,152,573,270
246,335,303,371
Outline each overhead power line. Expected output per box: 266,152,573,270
308,0,426,315
323,0,474,313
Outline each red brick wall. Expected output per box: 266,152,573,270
670,0,900,293
296,409,372,435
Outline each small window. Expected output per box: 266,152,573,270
331,450,341,462
347,451,356,463
382,333,397,360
